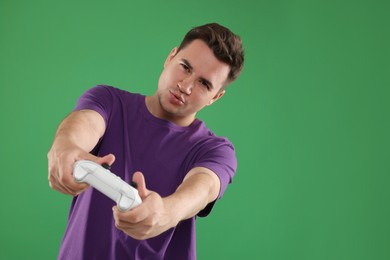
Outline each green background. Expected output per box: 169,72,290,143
0,0,389,259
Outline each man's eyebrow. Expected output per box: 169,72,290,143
200,77,214,90
181,59,215,90
181,59,193,70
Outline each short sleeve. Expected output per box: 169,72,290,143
73,85,114,126
192,138,237,217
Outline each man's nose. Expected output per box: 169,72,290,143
178,76,193,95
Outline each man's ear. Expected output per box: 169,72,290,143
208,90,225,106
164,47,179,68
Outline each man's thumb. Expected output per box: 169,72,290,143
132,171,150,199
95,153,116,167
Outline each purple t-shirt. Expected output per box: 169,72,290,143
58,85,237,260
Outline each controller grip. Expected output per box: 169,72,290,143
73,160,141,211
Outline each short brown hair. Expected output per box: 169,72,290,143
178,23,244,87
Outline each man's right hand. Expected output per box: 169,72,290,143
48,144,115,196
47,109,111,196
47,145,115,196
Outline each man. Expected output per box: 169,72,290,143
48,23,244,259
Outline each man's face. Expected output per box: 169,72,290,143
156,39,230,125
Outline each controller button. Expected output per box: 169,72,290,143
130,181,138,189
101,163,111,170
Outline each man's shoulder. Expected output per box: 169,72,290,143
192,121,235,151
75,85,144,116
92,84,142,97
85,85,144,105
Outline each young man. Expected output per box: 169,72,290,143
48,23,244,259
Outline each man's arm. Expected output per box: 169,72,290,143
47,109,115,196
165,167,220,221
112,167,220,240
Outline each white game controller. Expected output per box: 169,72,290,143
73,160,142,211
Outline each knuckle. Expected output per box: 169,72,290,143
143,220,153,229
47,150,53,160
114,220,122,229
127,215,139,224
145,214,158,227
48,174,55,183
59,174,68,184
69,190,78,197
139,230,151,240
48,168,55,178
48,162,57,176
135,235,145,240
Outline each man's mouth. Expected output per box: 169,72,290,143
169,90,185,104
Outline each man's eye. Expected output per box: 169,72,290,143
200,80,210,89
180,63,190,72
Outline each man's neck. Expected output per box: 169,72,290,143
145,95,196,127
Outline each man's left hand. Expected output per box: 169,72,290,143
112,171,177,240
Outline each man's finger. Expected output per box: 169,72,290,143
95,153,116,167
132,171,150,199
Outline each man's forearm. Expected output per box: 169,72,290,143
164,167,220,225
112,168,221,240
52,110,105,153
48,109,110,196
